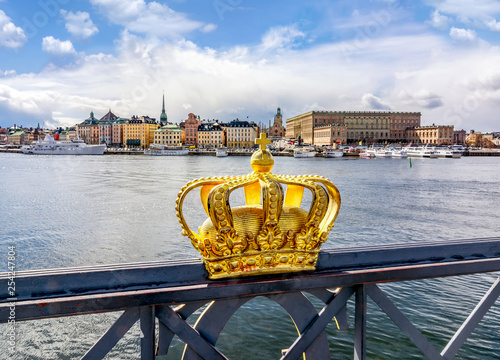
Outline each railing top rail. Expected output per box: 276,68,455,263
1,237,499,322
2,237,500,300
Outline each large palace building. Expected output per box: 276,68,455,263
286,111,422,145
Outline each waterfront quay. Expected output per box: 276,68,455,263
2,147,500,156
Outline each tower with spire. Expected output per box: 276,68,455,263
267,106,285,138
160,92,168,125
274,107,283,127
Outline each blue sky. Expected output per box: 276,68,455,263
1,0,500,131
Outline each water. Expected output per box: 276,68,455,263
1,153,499,359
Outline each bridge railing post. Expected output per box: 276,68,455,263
354,285,367,360
140,306,155,360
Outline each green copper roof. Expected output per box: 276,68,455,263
155,124,183,132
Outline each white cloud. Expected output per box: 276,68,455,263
42,36,77,55
201,24,217,33
0,69,16,77
90,0,215,38
425,0,500,20
425,0,500,35
0,10,27,49
261,24,305,51
60,10,99,39
361,94,391,110
449,27,476,41
427,10,452,30
399,88,444,109
2,27,500,132
484,17,500,31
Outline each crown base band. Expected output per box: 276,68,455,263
204,250,319,279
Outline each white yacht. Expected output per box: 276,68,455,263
391,149,409,158
375,149,392,158
294,146,317,158
21,134,106,155
144,145,189,156
359,150,376,158
216,147,228,157
406,146,438,158
433,147,462,158
323,147,343,158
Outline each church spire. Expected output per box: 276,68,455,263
160,92,168,123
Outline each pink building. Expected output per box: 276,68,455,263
184,113,201,146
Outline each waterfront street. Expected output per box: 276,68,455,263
1,153,499,359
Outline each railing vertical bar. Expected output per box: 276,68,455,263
268,292,330,360
354,285,367,360
441,277,500,360
281,287,354,360
81,308,139,360
307,289,348,330
157,317,170,356
365,284,443,360
156,302,209,356
156,305,227,360
140,306,155,360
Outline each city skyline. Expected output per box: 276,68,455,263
1,1,500,131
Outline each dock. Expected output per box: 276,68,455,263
463,149,500,156
3,147,500,157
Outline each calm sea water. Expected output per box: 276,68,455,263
1,152,499,359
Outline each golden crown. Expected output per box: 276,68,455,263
176,134,341,279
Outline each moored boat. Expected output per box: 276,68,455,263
216,147,228,157
144,144,189,156
375,149,392,158
359,150,376,158
21,134,106,155
323,147,343,158
433,147,462,158
391,149,409,158
343,146,360,157
406,146,438,158
294,146,317,158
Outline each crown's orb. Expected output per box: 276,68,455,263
251,149,274,173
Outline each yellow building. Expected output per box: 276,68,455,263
344,112,391,143
123,116,159,149
415,125,454,145
313,124,347,146
197,122,224,148
466,130,482,146
225,119,258,149
7,129,25,145
286,111,346,144
153,124,184,146
59,129,78,141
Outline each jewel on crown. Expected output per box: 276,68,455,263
176,134,341,279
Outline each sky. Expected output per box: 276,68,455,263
1,0,500,132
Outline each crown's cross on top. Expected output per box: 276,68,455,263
255,133,271,150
